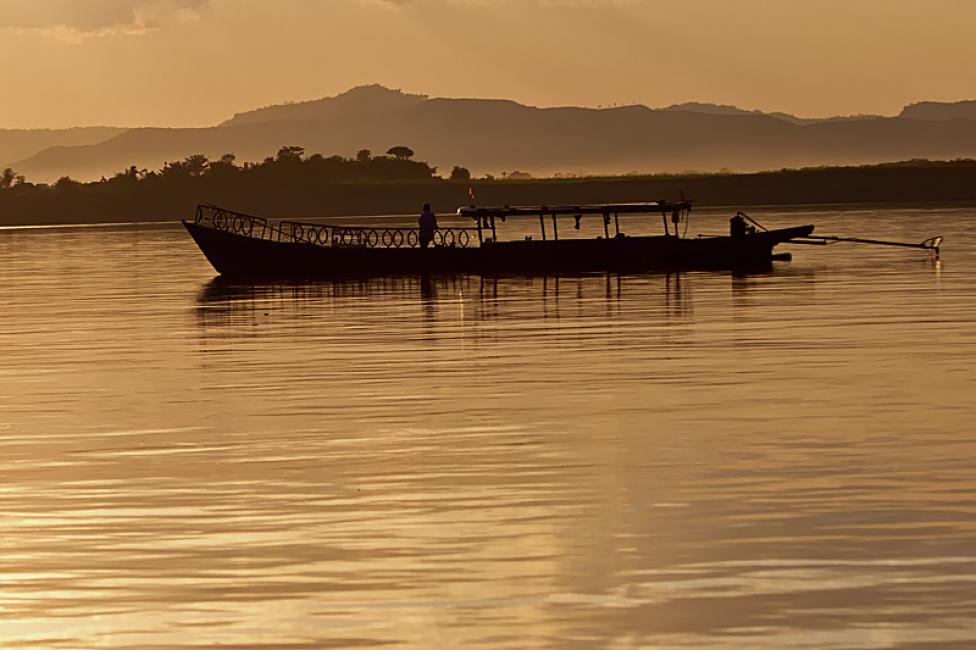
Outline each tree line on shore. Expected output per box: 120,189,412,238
0,145,478,194
0,144,483,224
2,150,976,226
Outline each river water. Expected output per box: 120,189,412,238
0,207,973,649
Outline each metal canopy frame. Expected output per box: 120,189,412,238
457,201,693,244
457,201,692,218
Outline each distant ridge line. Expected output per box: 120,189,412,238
5,85,976,183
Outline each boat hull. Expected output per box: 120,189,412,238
183,220,814,278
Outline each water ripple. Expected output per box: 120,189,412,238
0,209,974,648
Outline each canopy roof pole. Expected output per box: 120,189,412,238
539,214,547,241
490,215,497,242
458,201,692,219
552,214,559,240
454,202,697,242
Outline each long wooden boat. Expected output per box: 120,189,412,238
182,202,815,278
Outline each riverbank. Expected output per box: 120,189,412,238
2,159,975,226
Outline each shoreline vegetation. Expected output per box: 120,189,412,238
2,147,976,226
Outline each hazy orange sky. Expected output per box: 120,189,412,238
1,0,974,128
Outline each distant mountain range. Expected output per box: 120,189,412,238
0,127,126,171
899,100,976,120
659,102,881,124
5,85,976,183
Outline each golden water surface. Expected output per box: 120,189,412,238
0,208,974,649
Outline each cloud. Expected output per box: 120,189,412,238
0,0,209,42
361,0,639,6
357,0,416,7
0,0,639,41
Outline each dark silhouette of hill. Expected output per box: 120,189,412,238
9,85,976,183
220,84,428,127
900,100,976,121
0,127,125,169
662,102,882,124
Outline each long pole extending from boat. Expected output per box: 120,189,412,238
789,234,943,258
737,210,942,258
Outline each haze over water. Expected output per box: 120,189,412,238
0,207,974,649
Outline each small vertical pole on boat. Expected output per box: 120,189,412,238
539,213,547,241
552,214,559,240
603,212,610,239
614,212,620,237
475,215,483,245
490,215,497,242
662,211,669,236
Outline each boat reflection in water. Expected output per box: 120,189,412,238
194,272,707,332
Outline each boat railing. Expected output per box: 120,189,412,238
193,204,479,249
278,221,478,249
195,204,270,238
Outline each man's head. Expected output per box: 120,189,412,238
423,203,432,212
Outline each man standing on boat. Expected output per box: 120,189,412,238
419,203,438,248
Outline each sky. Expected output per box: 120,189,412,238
1,0,974,128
